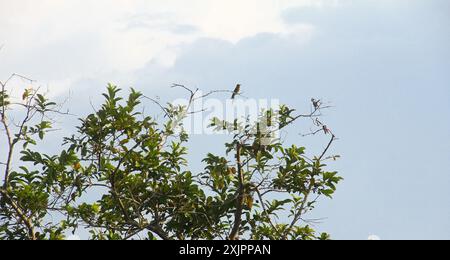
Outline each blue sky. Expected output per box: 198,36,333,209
1,0,449,239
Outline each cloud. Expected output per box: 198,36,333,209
0,0,321,85
282,0,450,41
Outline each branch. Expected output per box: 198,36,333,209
2,88,37,188
319,134,336,161
171,83,197,97
280,100,333,131
229,143,245,240
193,89,247,100
285,180,315,239
1,117,13,189
108,136,176,241
2,73,35,87
0,189,37,240
1,74,36,188
283,134,336,238
146,223,172,240
142,95,172,119
255,187,280,235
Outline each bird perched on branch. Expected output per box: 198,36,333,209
231,84,241,99
323,125,331,135
311,98,321,110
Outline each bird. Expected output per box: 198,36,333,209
323,125,331,135
311,98,321,110
231,84,241,99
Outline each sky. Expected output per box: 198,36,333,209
0,0,449,240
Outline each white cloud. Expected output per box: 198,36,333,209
0,0,325,87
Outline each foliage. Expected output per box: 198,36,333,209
0,79,342,240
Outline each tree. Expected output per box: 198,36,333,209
0,77,342,240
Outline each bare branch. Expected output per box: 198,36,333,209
142,95,171,119
3,73,35,87
319,134,337,161
171,83,196,96
193,89,247,100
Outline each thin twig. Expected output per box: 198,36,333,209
142,95,171,118
319,135,336,161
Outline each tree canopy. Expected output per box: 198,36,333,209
0,76,341,240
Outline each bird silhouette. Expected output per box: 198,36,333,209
231,84,241,99
311,98,321,110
